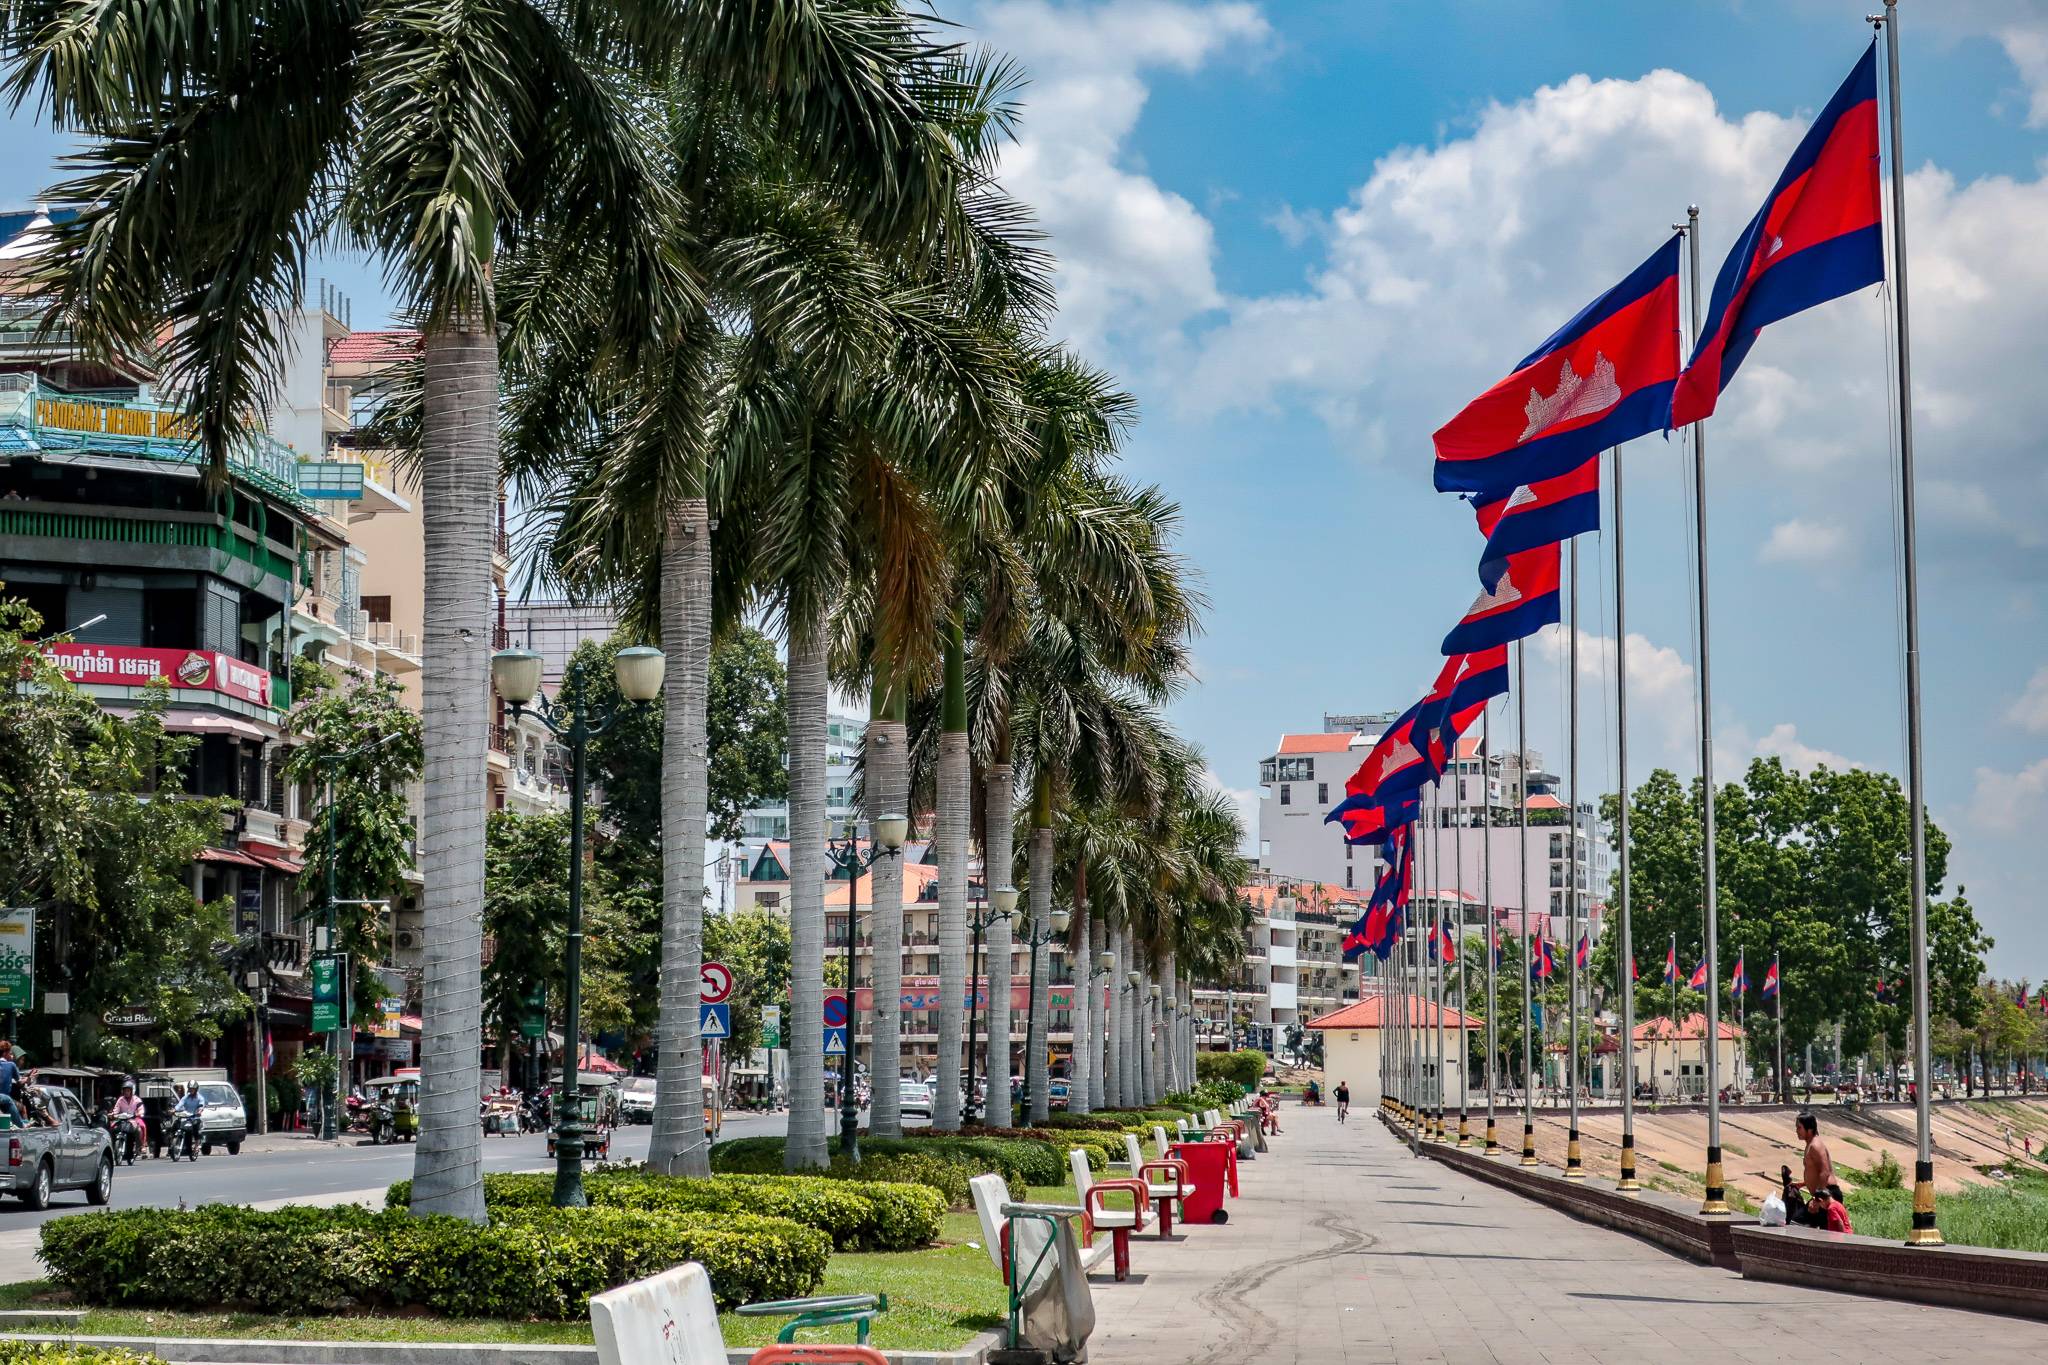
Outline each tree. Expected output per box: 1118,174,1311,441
284,670,423,1027
0,593,243,1070
704,907,791,1072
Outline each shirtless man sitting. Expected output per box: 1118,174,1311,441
1787,1111,1842,1226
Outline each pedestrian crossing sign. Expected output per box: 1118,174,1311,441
700,1003,730,1040
823,1026,849,1056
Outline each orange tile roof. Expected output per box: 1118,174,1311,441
1277,732,1357,754
1630,1012,1745,1042
329,329,419,365
826,862,940,907
1523,793,1565,810
1305,997,1483,1030
1457,736,1484,760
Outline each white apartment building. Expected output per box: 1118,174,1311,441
741,709,866,841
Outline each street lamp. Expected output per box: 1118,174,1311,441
826,813,907,1162
491,643,665,1207
1015,904,1072,1115
311,730,402,1141
964,886,1019,1124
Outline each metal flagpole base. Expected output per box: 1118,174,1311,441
1456,1113,1471,1147
1905,1164,1944,1246
1520,1124,1538,1166
1484,1119,1500,1154
1699,1146,1732,1215
1616,1132,1641,1192
1563,1129,1585,1179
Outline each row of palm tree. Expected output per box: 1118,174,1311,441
4,0,1252,1194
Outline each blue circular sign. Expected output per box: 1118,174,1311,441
822,993,849,1027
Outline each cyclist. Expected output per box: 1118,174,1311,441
1334,1080,1350,1123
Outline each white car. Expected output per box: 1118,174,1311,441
898,1080,932,1118
619,1076,656,1124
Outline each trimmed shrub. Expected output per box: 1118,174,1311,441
1041,1113,1126,1132
711,1135,1038,1199
385,1170,942,1252
1194,1051,1266,1090
38,1203,826,1318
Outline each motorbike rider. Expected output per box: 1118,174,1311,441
109,1079,147,1157
171,1083,204,1152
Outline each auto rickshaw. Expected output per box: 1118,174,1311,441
545,1076,619,1161
360,1075,421,1144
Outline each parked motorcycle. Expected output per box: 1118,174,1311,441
106,1113,143,1166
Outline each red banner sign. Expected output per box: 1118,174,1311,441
43,644,272,707
856,976,1107,1013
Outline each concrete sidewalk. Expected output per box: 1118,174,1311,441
1081,1106,2043,1364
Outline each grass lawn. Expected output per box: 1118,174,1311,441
0,1183,1093,1353
1847,1170,2048,1253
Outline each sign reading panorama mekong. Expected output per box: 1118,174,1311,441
42,643,272,707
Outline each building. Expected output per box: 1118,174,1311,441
1630,1013,1747,1100
1304,995,1482,1107
502,598,624,689
740,709,866,841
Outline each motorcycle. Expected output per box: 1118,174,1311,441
369,1097,396,1145
168,1109,204,1162
106,1113,143,1166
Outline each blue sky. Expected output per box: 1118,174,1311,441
5,1,2046,972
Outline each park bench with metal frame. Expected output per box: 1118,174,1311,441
1070,1146,1148,1281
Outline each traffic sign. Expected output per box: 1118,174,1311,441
761,1006,781,1049
823,1026,848,1057
700,1003,731,1040
700,960,733,1005
822,992,849,1028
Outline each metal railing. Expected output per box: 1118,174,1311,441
0,504,299,585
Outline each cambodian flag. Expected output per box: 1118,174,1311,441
1491,928,1504,969
1687,959,1710,991
1326,791,1420,847
1434,234,1682,494
264,1031,274,1072
1630,956,1640,983
1441,543,1562,656
1472,456,1601,590
1762,956,1780,1001
1574,933,1590,970
1352,830,1413,961
1670,45,1883,427
1438,921,1459,964
1664,941,1679,986
1343,701,1434,804
1530,930,1556,982
1730,955,1747,996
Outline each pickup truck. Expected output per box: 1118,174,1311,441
3,1085,113,1209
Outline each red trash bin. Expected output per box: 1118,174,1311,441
1170,1141,1232,1225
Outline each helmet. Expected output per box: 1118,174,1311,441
121,1078,135,1091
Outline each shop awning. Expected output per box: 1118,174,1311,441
240,842,304,874
196,846,263,868
131,708,273,742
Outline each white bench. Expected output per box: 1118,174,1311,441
1070,1146,1148,1281
1124,1133,1196,1234
589,1263,890,1365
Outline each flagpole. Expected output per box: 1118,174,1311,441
1774,950,1787,1105
1431,784,1446,1142
1613,444,1639,1192
1410,862,1424,1155
1682,203,1730,1216
1562,538,1584,1176
1484,705,1500,1155
1518,642,1537,1165
1456,740,1471,1146
1669,932,1677,1103
1879,0,1940,1249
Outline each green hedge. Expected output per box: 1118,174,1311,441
385,1170,942,1252
0,1350,165,1365
1194,1052,1266,1089
39,1204,827,1318
712,1135,1051,1197
1041,1114,1127,1132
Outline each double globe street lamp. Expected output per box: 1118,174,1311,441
826,814,907,1162
490,642,665,1207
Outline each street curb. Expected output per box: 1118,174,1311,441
0,1330,1004,1365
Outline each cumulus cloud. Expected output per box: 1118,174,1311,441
2008,666,2048,734
1970,757,2048,834
1531,626,1698,772
1758,518,1849,566
967,0,1271,356
1753,723,1858,772
1199,767,1262,852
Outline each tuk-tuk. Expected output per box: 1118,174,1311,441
360,1075,420,1144
23,1067,122,1122
545,1076,620,1161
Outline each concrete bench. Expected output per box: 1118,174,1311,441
1733,1222,2048,1321
1071,1146,1148,1281
590,1262,888,1365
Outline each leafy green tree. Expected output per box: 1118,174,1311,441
704,906,791,1069
284,672,423,1025
0,593,243,1070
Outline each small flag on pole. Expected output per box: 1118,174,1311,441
1762,955,1780,1001
1730,955,1747,996
1687,958,1709,991
1664,942,1679,986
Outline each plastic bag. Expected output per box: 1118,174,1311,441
1759,1192,1787,1227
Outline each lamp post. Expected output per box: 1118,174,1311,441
312,732,401,1141
491,643,666,1208
1016,905,1072,1111
827,813,908,1161
964,887,1019,1125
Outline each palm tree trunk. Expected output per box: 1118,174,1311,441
1026,775,1054,1125
784,618,829,1170
650,502,711,1176
1113,921,1130,1108
409,322,493,1223
1160,943,1178,1096
1143,943,1161,1104
866,686,908,1139
933,620,969,1133
1068,891,1091,1116
983,760,1015,1130
1089,912,1108,1112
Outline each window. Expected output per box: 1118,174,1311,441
360,594,392,624
1317,783,1329,805
1345,866,1354,889
1346,843,1353,862
1274,757,1314,782
1549,832,1564,858
1279,784,1291,806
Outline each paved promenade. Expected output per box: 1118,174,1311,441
1084,1106,2042,1364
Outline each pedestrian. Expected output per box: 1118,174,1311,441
1785,1111,1842,1227
0,1043,22,1124
1334,1081,1350,1123
1808,1186,1853,1234
2004,1124,2015,1153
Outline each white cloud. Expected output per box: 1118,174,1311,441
1999,26,2048,127
1758,517,1849,566
969,1,1271,356
1970,757,2048,834
1753,723,1858,773
2008,666,2048,734
1199,767,1261,852
1532,626,1697,771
